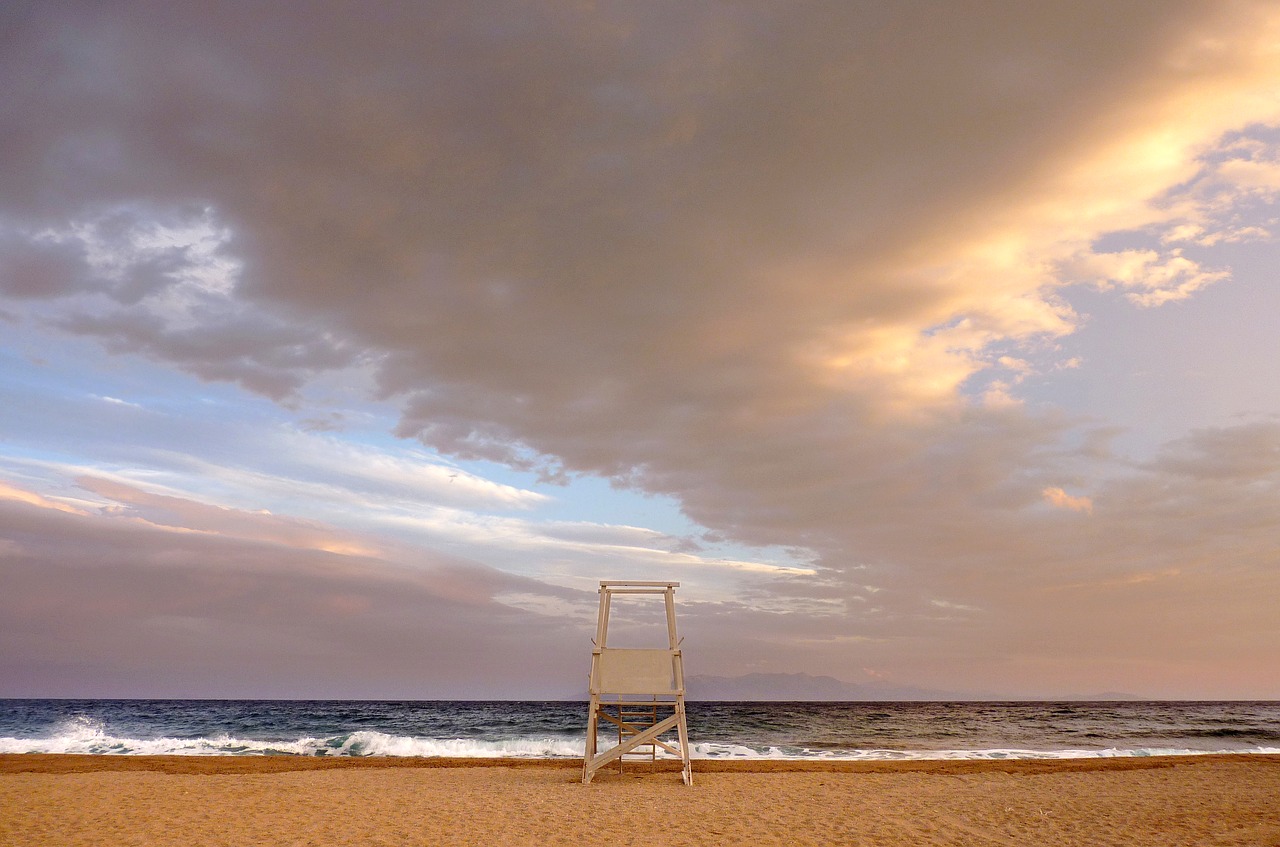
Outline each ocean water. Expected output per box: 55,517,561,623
0,700,1277,761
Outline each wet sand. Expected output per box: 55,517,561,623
3,753,1279,845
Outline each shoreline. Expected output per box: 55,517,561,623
4,750,1278,775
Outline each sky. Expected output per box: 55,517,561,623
2,1,1279,700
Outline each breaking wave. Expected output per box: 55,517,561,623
2,717,1276,760
0,717,584,758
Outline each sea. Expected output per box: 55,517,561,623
1,700,1277,761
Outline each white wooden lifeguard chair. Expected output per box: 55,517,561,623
582,580,692,785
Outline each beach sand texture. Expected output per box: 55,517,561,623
2,754,1279,846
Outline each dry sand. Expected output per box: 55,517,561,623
2,753,1279,846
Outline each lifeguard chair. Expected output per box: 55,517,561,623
582,580,692,785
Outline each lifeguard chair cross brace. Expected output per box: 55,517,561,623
582,580,692,785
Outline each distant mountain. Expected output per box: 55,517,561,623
683,672,960,701
1049,691,1145,702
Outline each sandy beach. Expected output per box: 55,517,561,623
2,754,1278,846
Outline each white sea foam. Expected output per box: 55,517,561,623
0,723,586,758
1,720,1276,760
0,716,327,756
687,742,1280,761
334,731,585,758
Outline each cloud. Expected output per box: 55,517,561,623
1141,420,1280,482
1041,486,1094,514
5,2,1280,696
0,228,93,299
1060,248,1229,307
276,435,550,512
0,479,87,515
1,206,362,401
76,475,384,556
93,394,142,408
0,480,587,697
12,3,1277,424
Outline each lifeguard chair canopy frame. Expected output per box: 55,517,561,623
582,580,692,785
